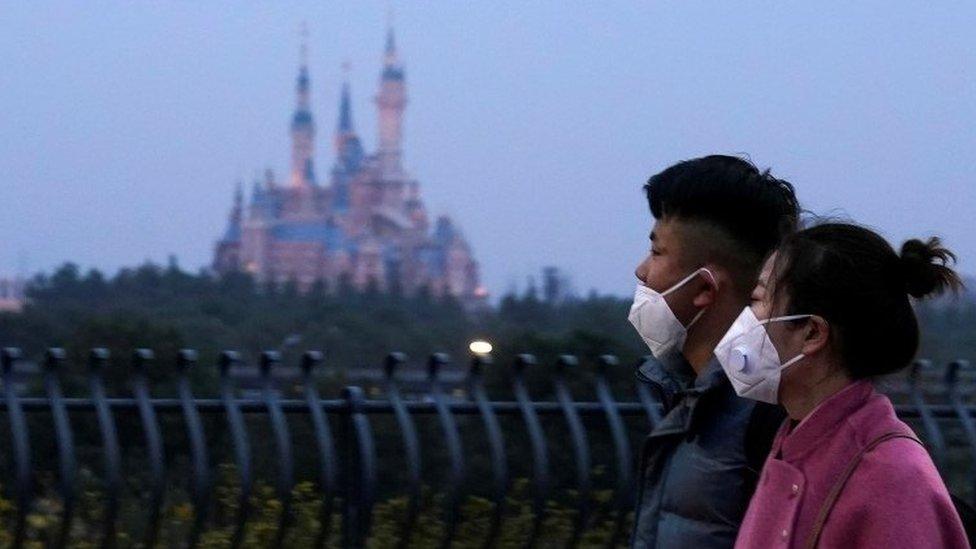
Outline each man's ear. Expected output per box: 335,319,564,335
691,268,719,308
801,316,830,356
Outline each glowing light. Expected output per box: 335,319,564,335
469,340,493,355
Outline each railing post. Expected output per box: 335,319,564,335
260,350,294,548
2,347,31,549
131,349,165,549
467,353,508,549
511,354,549,549
44,348,76,549
595,354,633,548
383,352,422,548
428,353,465,549
217,350,251,548
553,354,591,547
910,359,947,470
178,349,210,548
945,359,976,504
301,350,338,549
341,386,376,548
88,347,121,549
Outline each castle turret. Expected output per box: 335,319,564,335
333,70,364,177
374,26,407,178
332,67,364,210
213,181,244,273
290,25,316,188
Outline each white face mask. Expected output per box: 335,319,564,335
714,307,811,404
628,268,715,360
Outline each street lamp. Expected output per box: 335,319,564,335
468,340,493,355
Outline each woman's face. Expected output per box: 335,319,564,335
749,254,777,321
750,252,809,394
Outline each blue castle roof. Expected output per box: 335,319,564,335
271,222,354,252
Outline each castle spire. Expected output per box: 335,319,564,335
290,22,316,188
333,63,364,188
375,21,407,178
338,63,354,133
222,181,244,242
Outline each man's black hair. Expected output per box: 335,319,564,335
644,154,800,269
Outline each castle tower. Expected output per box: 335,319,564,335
374,25,407,178
290,25,316,188
332,65,364,213
213,181,244,273
333,67,364,182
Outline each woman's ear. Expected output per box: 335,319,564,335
801,315,830,356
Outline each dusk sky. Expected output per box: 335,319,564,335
2,2,974,297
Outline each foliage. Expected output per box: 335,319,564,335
0,467,633,548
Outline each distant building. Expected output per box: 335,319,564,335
0,277,25,313
542,266,575,304
214,26,487,305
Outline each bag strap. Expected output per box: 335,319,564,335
805,432,922,549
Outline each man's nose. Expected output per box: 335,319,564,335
635,259,649,284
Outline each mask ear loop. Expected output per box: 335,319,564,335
667,267,718,329
760,314,812,326
761,314,814,369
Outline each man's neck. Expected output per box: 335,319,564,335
683,305,740,375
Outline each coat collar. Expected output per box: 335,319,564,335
776,380,874,462
639,355,730,438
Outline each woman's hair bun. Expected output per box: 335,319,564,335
899,237,963,299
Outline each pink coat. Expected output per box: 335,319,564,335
735,380,968,549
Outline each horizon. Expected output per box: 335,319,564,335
2,3,974,297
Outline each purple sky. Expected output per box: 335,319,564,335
2,2,973,297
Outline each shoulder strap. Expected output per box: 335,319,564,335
805,432,923,549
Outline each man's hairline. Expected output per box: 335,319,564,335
655,214,767,290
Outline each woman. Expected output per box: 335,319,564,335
714,223,968,548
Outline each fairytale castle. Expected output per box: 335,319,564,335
213,27,486,303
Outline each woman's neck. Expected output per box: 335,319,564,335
781,366,853,421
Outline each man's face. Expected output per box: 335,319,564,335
634,217,706,325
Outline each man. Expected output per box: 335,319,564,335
629,155,799,548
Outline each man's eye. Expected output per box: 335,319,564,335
651,249,661,256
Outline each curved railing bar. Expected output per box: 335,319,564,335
595,355,633,548
131,349,165,548
2,347,31,549
383,352,422,548
428,353,465,549
910,359,947,469
88,348,122,549
945,359,976,504
44,348,77,549
467,354,508,549
341,386,377,547
511,354,550,548
177,350,210,548
259,351,295,548
218,350,252,548
552,355,591,547
301,351,338,549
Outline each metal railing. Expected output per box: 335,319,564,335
0,346,974,548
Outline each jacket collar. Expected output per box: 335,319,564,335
776,380,874,462
640,355,730,438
